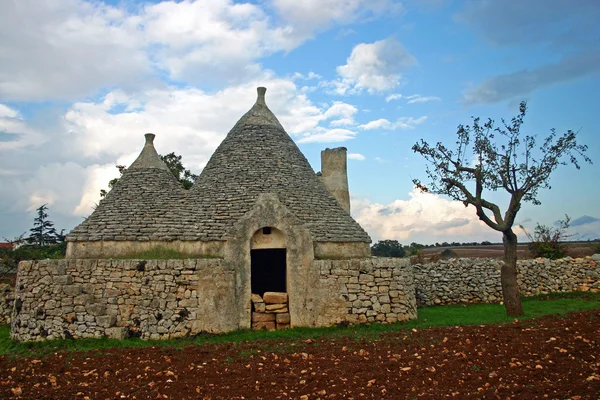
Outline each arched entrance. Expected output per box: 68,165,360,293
250,227,289,329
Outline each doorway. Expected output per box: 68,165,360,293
250,248,286,296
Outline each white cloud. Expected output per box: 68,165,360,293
359,119,391,130
385,93,441,103
329,118,356,127
0,104,20,119
406,95,441,104
0,0,149,101
0,104,45,150
323,101,358,120
385,94,403,102
270,0,404,46
348,153,366,161
353,189,516,243
297,128,357,143
141,0,293,84
335,37,417,93
63,76,334,165
393,116,427,129
358,116,426,130
1,0,401,102
292,72,322,81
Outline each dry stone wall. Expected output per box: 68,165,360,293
414,255,600,306
11,259,236,342
10,257,419,342
316,258,417,324
14,254,597,342
0,283,14,324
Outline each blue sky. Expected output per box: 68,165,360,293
0,0,598,244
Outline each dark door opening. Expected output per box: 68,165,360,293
251,249,286,296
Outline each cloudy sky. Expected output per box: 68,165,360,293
1,0,599,244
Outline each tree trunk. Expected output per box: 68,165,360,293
501,229,523,316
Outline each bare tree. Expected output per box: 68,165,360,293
412,102,591,316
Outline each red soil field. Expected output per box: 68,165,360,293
1,310,599,399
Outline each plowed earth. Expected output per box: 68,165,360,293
1,311,599,399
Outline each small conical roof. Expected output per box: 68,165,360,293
68,134,189,242
129,134,171,171
190,87,370,243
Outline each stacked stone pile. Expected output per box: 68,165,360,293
414,254,600,306
317,258,417,324
0,283,14,324
251,292,290,330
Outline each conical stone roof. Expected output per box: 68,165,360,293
191,87,371,243
68,134,190,241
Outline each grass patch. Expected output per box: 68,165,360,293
1,292,599,358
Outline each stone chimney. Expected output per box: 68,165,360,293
320,147,351,213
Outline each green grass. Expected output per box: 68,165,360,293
1,291,598,358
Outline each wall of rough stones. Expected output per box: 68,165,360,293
0,283,14,324
11,259,237,342
11,254,598,341
316,258,417,324
10,257,418,341
414,255,600,306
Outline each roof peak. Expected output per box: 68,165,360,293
231,87,284,130
256,87,266,106
129,133,170,170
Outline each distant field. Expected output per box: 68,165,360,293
422,242,597,259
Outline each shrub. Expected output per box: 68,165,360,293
440,248,458,259
371,240,406,258
409,250,426,265
521,216,570,260
0,242,67,272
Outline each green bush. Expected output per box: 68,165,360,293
521,216,570,260
0,242,67,271
371,240,406,258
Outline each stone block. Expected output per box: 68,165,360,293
53,275,73,285
178,299,197,308
276,313,290,324
252,321,275,330
252,312,275,322
265,303,286,311
379,294,391,304
63,284,82,296
253,302,266,312
86,303,106,316
96,315,117,328
74,294,95,306
63,312,77,323
105,327,128,340
251,293,263,303
263,292,288,304
276,323,290,329
81,284,95,294
48,264,66,276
